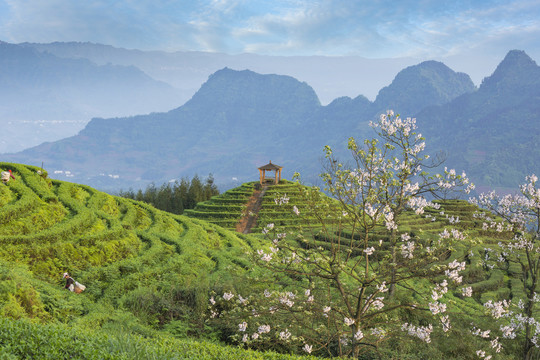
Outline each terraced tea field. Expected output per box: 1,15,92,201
0,162,527,359
0,162,311,359
0,162,255,280
186,180,519,307
185,180,340,233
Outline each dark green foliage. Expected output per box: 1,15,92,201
117,174,219,215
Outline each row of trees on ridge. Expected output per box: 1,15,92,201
117,174,219,214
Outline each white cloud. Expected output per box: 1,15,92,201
0,0,538,60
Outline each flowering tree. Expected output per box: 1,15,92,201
471,175,540,360
325,111,474,296
209,111,474,358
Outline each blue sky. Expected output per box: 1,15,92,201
1,0,539,82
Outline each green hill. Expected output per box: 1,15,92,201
0,162,530,358
184,180,340,233
0,162,322,359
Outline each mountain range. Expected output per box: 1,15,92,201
416,50,540,191
19,41,417,104
2,47,538,193
0,41,419,153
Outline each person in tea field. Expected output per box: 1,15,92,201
63,272,86,293
1,169,15,184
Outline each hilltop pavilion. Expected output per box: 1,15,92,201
258,161,282,185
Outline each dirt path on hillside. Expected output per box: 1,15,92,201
236,186,267,234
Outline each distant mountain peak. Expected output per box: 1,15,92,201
500,50,536,67
186,67,321,111
416,60,453,70
373,60,475,115
481,50,539,89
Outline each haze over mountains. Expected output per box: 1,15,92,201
0,41,185,152
1,41,424,153
20,41,417,104
4,47,538,193
1,40,538,192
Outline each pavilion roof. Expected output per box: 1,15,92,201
258,161,282,171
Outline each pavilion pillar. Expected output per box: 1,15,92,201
258,161,283,186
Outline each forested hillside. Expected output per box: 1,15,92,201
117,174,219,215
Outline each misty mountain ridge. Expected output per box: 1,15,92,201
0,40,421,153
20,41,418,104
0,41,185,152
415,49,540,190
481,50,540,90
373,60,475,115
6,52,525,192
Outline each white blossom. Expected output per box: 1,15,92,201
441,315,451,332
279,329,291,340
370,327,386,339
491,337,502,353
401,241,415,259
501,325,516,339
429,301,447,315
377,281,388,293
238,322,247,332
274,195,289,205
402,323,433,343
364,247,375,256
484,300,510,319
462,287,473,297
371,297,385,310
472,327,491,338
258,325,271,334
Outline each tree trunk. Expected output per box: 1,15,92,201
389,227,398,297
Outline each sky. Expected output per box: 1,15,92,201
1,0,539,83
